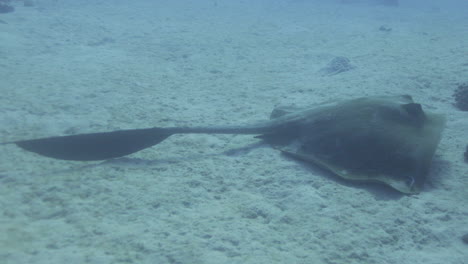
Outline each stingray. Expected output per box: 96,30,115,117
1,95,445,194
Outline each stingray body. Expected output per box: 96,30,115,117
2,95,445,194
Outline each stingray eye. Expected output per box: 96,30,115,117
377,103,426,127
401,103,426,126
402,103,425,118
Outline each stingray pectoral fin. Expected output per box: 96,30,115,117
5,127,172,161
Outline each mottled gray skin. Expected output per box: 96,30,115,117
3,95,445,194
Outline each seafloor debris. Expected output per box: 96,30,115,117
0,0,34,13
462,233,468,244
319,56,356,76
379,25,392,32
465,145,468,162
0,0,14,14
453,83,468,111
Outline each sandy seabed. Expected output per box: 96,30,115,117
0,0,467,263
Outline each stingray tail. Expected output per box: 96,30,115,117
3,127,172,161
2,123,272,161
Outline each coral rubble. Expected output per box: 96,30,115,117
453,83,468,111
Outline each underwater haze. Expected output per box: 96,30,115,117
0,0,467,263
